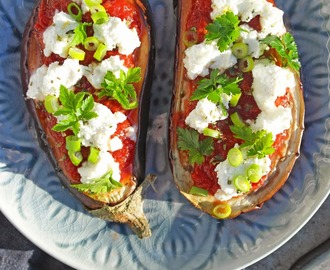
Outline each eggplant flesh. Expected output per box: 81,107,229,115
21,0,155,238
170,0,305,219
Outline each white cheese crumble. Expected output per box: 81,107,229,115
249,61,295,138
239,24,265,58
78,151,121,183
84,55,128,89
26,59,84,100
214,146,271,201
93,17,141,55
185,97,229,133
210,0,286,39
125,126,137,142
109,136,123,152
77,102,126,151
183,41,237,80
43,12,78,57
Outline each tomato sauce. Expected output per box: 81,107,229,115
180,0,292,195
34,0,143,185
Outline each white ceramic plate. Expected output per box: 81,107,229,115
0,0,329,269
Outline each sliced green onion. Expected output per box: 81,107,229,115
44,95,59,114
91,11,109,24
227,147,243,167
67,3,82,21
203,127,222,139
84,37,100,51
230,93,241,107
68,47,86,61
66,136,81,152
189,186,209,197
183,30,198,47
230,112,245,128
247,164,263,183
93,43,107,61
213,203,232,219
239,56,254,72
232,42,249,59
85,0,102,7
68,151,83,166
88,147,100,163
90,4,106,13
233,175,251,192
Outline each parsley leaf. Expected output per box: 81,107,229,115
70,22,91,47
191,69,242,114
99,67,141,110
230,125,275,158
205,11,241,52
261,32,301,72
52,85,98,135
71,172,123,194
177,127,214,165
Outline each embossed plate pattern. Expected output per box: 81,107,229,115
0,0,329,269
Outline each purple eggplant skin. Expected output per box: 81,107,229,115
21,0,156,238
169,0,305,219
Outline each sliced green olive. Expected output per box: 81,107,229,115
232,42,249,59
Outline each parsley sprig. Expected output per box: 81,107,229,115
99,67,141,110
70,22,91,47
52,85,98,135
230,125,275,158
191,69,242,114
71,172,123,194
177,127,214,165
205,11,241,52
262,32,301,72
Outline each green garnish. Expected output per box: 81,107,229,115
233,175,251,192
213,203,232,219
230,125,275,158
177,127,214,165
71,172,123,194
99,67,141,110
67,2,83,21
261,32,301,72
190,69,242,114
52,85,98,135
205,11,241,52
70,22,91,47
189,186,209,197
227,147,243,167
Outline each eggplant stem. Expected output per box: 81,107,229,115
89,174,156,238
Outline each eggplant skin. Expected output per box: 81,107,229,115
170,0,305,219
21,0,155,238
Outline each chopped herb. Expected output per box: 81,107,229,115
52,85,98,135
70,22,91,47
177,127,214,165
230,125,275,158
99,67,141,110
71,172,122,194
191,69,242,114
261,32,301,72
205,11,241,52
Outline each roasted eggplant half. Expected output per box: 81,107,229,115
21,0,155,238
170,0,305,219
